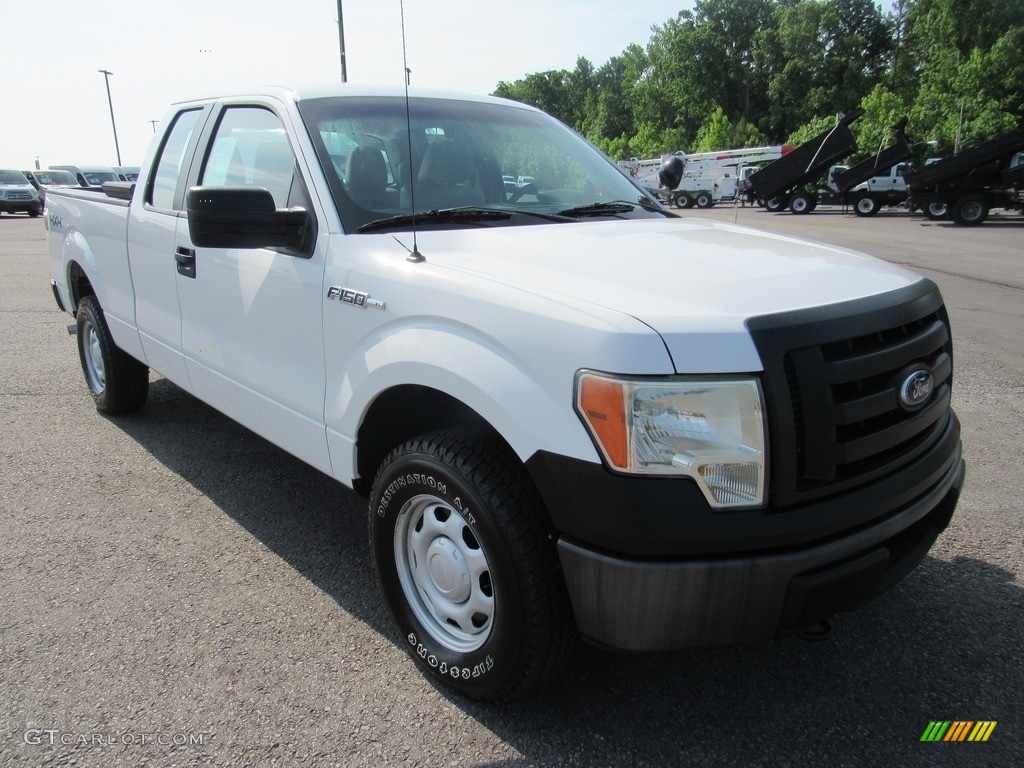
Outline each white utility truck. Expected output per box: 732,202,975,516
622,145,792,207
47,85,965,700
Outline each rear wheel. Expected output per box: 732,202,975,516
76,295,149,414
950,194,988,226
694,191,714,209
369,428,575,700
764,195,789,212
923,202,948,221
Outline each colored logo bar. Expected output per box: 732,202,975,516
921,721,997,742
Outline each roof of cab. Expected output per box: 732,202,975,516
169,83,533,111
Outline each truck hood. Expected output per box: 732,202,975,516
414,217,922,373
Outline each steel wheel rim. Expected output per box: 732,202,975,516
792,198,808,212
83,321,106,393
394,494,494,652
961,201,983,222
857,197,874,214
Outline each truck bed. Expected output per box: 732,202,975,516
833,119,913,192
904,127,1024,189
744,110,861,200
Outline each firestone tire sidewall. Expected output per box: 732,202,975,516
369,453,528,700
76,297,114,411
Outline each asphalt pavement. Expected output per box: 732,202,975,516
1,207,1021,767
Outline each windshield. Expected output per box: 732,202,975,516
34,171,77,185
83,171,117,185
0,170,29,184
298,95,663,232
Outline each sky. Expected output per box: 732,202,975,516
3,0,691,172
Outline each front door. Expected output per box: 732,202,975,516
176,103,331,474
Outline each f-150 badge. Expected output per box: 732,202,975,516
327,286,386,310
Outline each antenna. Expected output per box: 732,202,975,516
400,0,424,262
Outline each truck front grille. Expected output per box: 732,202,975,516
747,281,953,508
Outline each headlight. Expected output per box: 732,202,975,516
575,371,767,508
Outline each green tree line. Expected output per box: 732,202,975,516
493,0,1024,161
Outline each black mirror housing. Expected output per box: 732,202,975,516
186,186,309,251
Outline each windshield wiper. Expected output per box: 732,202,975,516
557,201,636,218
557,198,671,218
357,207,511,233
557,197,668,219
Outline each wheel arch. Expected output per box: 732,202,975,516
353,384,505,496
67,259,96,311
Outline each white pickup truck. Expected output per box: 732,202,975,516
47,85,965,700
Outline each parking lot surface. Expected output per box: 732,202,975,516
1,209,1021,766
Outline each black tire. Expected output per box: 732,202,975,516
853,194,880,217
950,194,988,226
369,428,575,700
76,295,149,414
678,194,695,209
788,193,815,214
923,202,948,221
764,195,789,212
28,207,42,218
694,191,714,209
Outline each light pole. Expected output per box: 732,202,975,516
335,0,347,82
98,69,122,165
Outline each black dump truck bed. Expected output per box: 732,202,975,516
904,127,1024,188
743,109,862,200
833,118,912,193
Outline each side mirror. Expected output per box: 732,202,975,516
186,186,310,250
658,155,684,190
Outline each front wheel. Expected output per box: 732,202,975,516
76,295,149,414
369,429,575,700
788,193,815,214
854,194,880,217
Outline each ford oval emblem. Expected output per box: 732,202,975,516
899,368,934,411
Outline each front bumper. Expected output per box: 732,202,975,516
0,201,41,213
555,448,963,651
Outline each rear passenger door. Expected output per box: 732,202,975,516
176,102,332,474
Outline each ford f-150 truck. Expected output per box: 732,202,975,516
47,85,965,700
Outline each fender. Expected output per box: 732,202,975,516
324,320,671,486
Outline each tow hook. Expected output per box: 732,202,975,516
798,620,832,642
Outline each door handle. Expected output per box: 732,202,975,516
175,246,196,278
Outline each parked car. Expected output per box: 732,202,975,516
113,166,141,182
0,169,41,216
49,165,119,189
23,169,80,209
